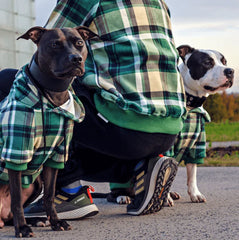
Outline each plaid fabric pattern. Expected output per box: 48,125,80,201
0,66,84,187
46,0,186,133
164,107,211,165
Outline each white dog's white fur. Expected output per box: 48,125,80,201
166,45,234,206
180,49,233,98
167,163,206,206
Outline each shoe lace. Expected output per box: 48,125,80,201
87,185,95,204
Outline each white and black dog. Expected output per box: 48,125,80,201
166,45,234,206
106,45,234,206
178,45,234,97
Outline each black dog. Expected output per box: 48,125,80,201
0,26,97,237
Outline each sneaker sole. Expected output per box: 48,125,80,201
25,204,99,220
127,157,178,215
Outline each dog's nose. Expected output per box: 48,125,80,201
224,68,234,79
69,54,83,64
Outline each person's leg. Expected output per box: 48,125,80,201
55,121,177,216
61,181,83,195
57,144,139,187
58,83,179,216
56,79,177,187
55,99,176,187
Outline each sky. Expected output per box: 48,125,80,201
35,0,239,93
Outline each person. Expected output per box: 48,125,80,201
0,0,186,218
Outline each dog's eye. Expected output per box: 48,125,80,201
76,40,84,47
221,57,227,65
51,42,59,48
203,59,214,68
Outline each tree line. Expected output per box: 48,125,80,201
204,92,239,122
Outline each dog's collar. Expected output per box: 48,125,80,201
28,56,74,92
186,92,206,108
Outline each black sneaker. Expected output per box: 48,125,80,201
24,186,99,220
127,156,178,215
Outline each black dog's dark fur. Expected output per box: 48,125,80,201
0,26,97,238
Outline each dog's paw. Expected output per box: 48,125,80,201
26,217,50,227
107,194,132,204
107,188,134,205
0,219,5,228
164,193,174,207
15,224,34,238
188,187,206,203
169,191,181,200
164,192,181,207
190,193,206,203
116,195,132,204
50,219,72,231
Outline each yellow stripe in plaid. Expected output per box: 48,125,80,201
46,12,61,29
133,6,149,26
148,71,163,92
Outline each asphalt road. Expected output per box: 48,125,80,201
206,141,239,148
0,167,238,240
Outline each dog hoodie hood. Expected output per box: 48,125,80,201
6,65,85,123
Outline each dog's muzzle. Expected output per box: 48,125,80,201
204,67,234,91
69,54,83,64
224,68,234,88
224,68,234,80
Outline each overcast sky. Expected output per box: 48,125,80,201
35,0,239,93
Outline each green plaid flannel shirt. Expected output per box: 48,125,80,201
0,66,84,187
165,107,211,164
46,0,186,134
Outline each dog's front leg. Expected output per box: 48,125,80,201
186,163,206,203
8,169,34,238
42,166,71,231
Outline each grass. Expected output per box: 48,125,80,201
204,121,239,166
203,151,239,167
205,121,239,142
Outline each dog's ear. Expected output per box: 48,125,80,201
17,26,47,44
177,45,195,62
75,26,99,41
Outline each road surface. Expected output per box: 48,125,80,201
206,141,239,148
0,167,238,239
